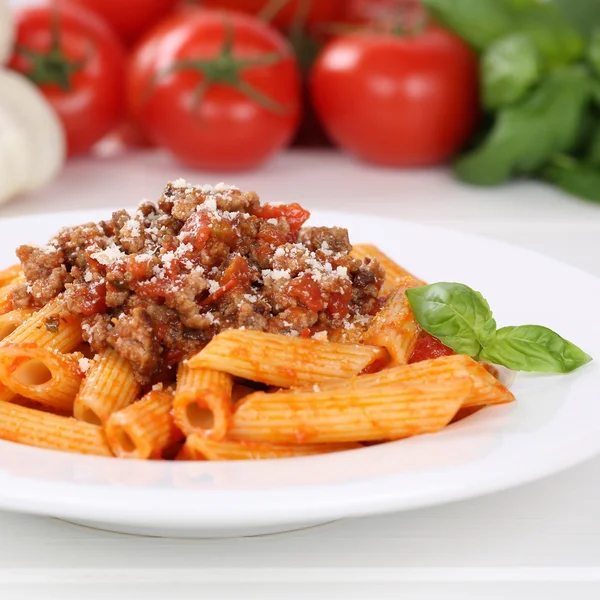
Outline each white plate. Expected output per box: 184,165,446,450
0,209,598,538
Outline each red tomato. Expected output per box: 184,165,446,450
9,3,126,156
128,11,302,171
408,331,455,363
68,0,179,46
198,0,344,31
343,0,425,25
310,26,479,166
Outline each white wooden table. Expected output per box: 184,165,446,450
1,150,600,600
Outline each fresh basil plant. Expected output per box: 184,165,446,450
406,282,592,373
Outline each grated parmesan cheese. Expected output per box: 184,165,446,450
172,178,189,189
262,269,291,280
90,244,126,266
78,357,91,373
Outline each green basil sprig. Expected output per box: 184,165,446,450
406,283,592,373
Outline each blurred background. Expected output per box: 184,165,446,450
1,0,599,209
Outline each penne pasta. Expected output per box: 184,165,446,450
0,399,112,456
0,265,23,289
1,294,82,352
74,349,140,425
0,383,16,403
295,355,515,409
0,345,83,411
187,330,388,388
0,276,25,316
182,436,362,461
173,365,234,440
362,276,424,365
229,379,471,444
0,309,36,341
351,244,425,295
104,389,180,459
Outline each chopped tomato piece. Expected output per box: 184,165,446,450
78,282,107,316
287,275,325,312
178,211,212,250
327,285,353,319
408,331,455,363
200,279,238,306
252,203,311,231
211,219,239,248
221,255,250,288
258,225,287,246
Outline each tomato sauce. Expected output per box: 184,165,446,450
408,331,455,363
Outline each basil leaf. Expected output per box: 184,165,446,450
421,0,515,50
480,325,592,373
423,0,584,65
589,29,600,77
482,33,542,110
406,283,497,356
455,66,592,185
588,123,600,167
543,155,600,203
553,0,600,38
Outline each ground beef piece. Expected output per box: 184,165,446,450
54,223,105,269
164,270,212,329
82,313,111,353
262,278,298,313
234,216,261,255
15,245,71,307
299,227,351,254
351,258,385,315
236,301,269,330
164,185,261,222
9,282,31,309
100,210,129,238
145,303,208,364
117,217,145,254
106,284,130,308
216,190,260,214
110,308,161,385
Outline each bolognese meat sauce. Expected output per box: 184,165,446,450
12,181,384,385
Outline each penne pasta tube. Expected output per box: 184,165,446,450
0,265,23,289
0,345,83,411
187,330,388,388
362,276,424,365
74,349,140,425
183,436,362,461
295,355,515,409
1,295,82,352
173,365,234,440
0,399,112,456
0,383,16,403
351,244,425,295
0,276,25,316
104,389,180,459
0,309,36,341
229,379,471,444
